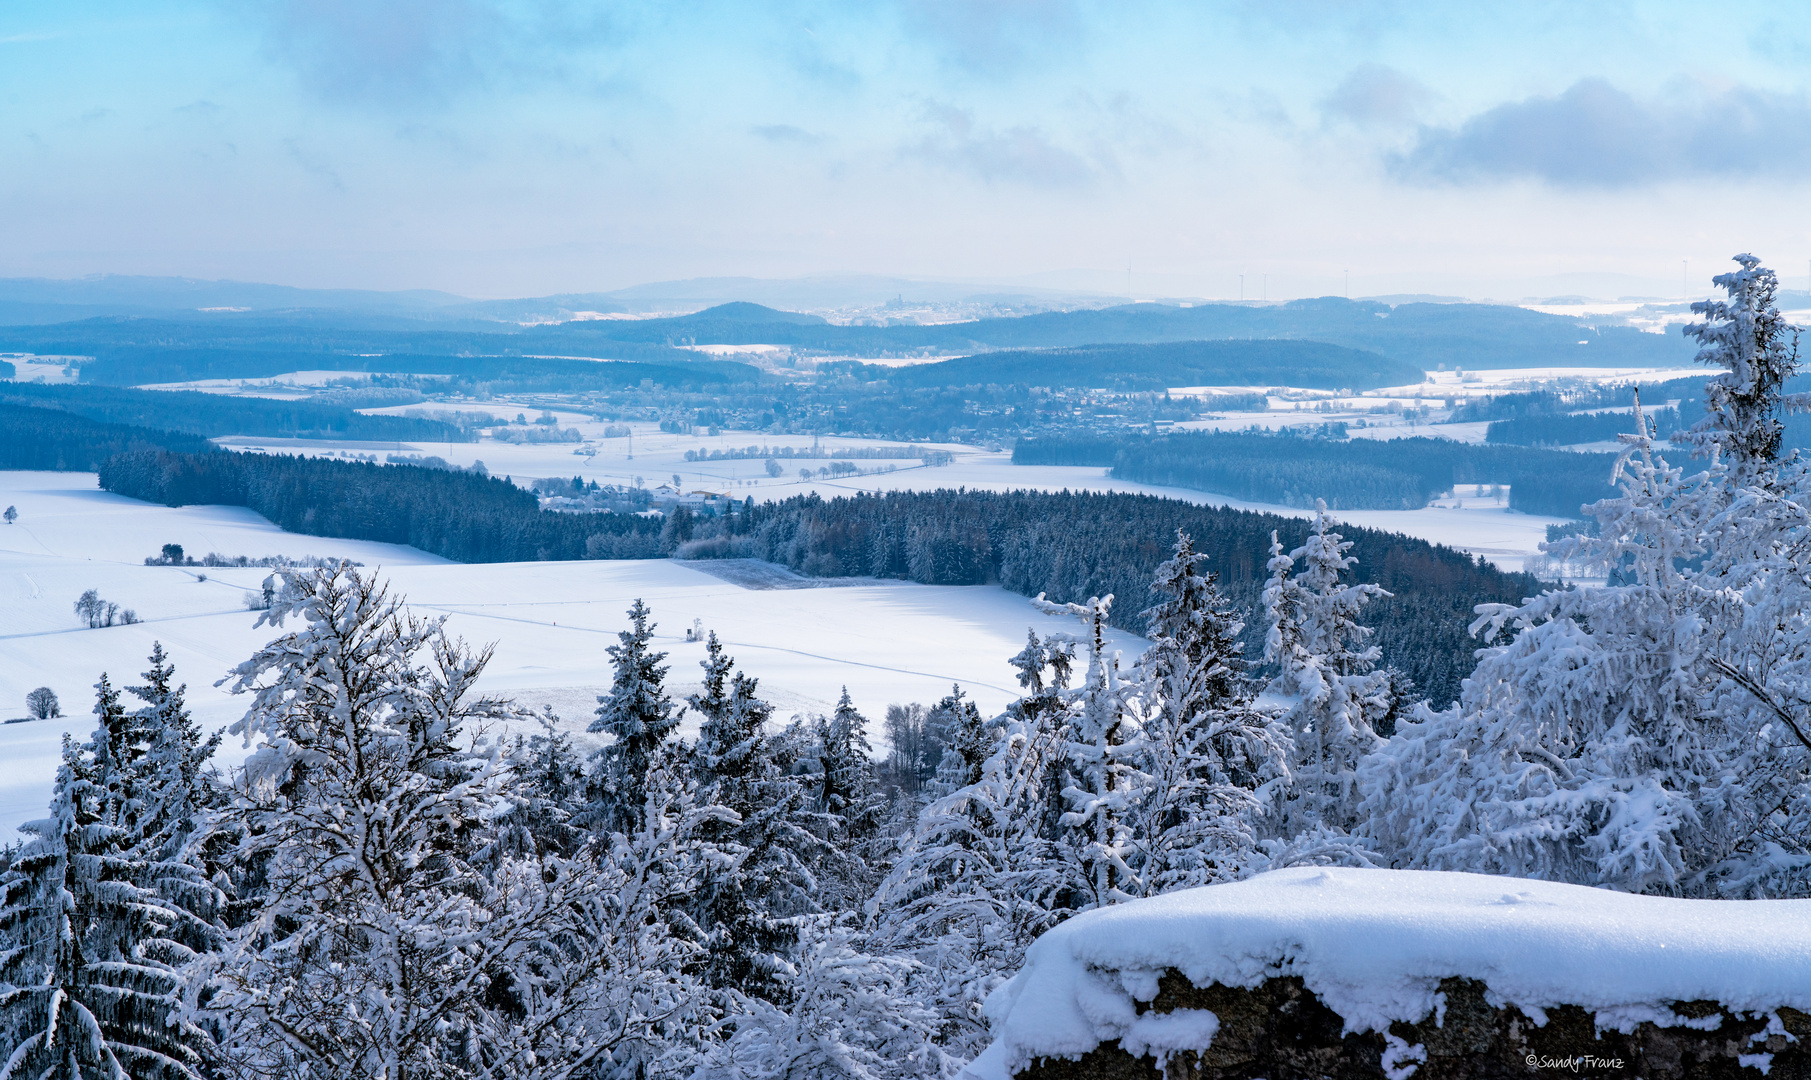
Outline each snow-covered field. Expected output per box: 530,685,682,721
0,470,1144,839
1,356,81,384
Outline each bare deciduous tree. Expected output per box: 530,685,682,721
24,686,59,720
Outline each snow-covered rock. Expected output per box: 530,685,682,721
968,867,1811,1079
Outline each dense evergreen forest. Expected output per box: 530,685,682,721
1488,407,1684,446
1014,431,1620,517
1451,378,1696,424
0,402,214,470
834,339,1423,392
98,448,666,561
1472,374,1811,451
682,488,1541,705
0,382,464,442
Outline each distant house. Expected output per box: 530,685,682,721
647,487,730,511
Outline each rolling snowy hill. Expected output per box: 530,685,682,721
0,469,1144,839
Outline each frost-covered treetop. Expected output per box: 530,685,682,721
1682,253,1808,474
966,866,1811,1080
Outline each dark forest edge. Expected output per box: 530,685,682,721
679,489,1536,707
0,402,215,470
1014,430,1621,517
0,381,466,442
97,448,667,562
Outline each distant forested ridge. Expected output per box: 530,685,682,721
0,382,465,442
683,488,1542,706
1015,431,1620,517
98,449,664,562
537,297,1694,372
56,347,750,392
835,339,1423,392
0,402,214,471
0,296,1692,383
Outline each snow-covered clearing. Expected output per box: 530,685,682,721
969,866,1811,1080
0,469,1143,839
1,355,81,383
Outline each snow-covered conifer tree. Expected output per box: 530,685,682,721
926,685,989,796
127,643,220,862
814,688,878,833
1129,531,1290,893
686,633,822,999
0,737,132,1079
1005,630,1075,844
872,701,1070,1061
0,686,214,1079
1006,629,1073,727
694,919,955,1080
196,565,697,1078
1680,253,1809,477
1261,511,1389,851
494,706,587,859
587,598,682,834
873,623,1099,1059
1362,255,1811,896
1035,594,1145,906
811,689,887,906
88,674,146,843
526,704,584,807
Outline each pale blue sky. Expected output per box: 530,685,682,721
6,2,1811,297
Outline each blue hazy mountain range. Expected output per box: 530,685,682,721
0,277,1705,389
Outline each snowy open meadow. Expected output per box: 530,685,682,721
0,468,1144,838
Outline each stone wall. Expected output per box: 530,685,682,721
1018,974,1810,1080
